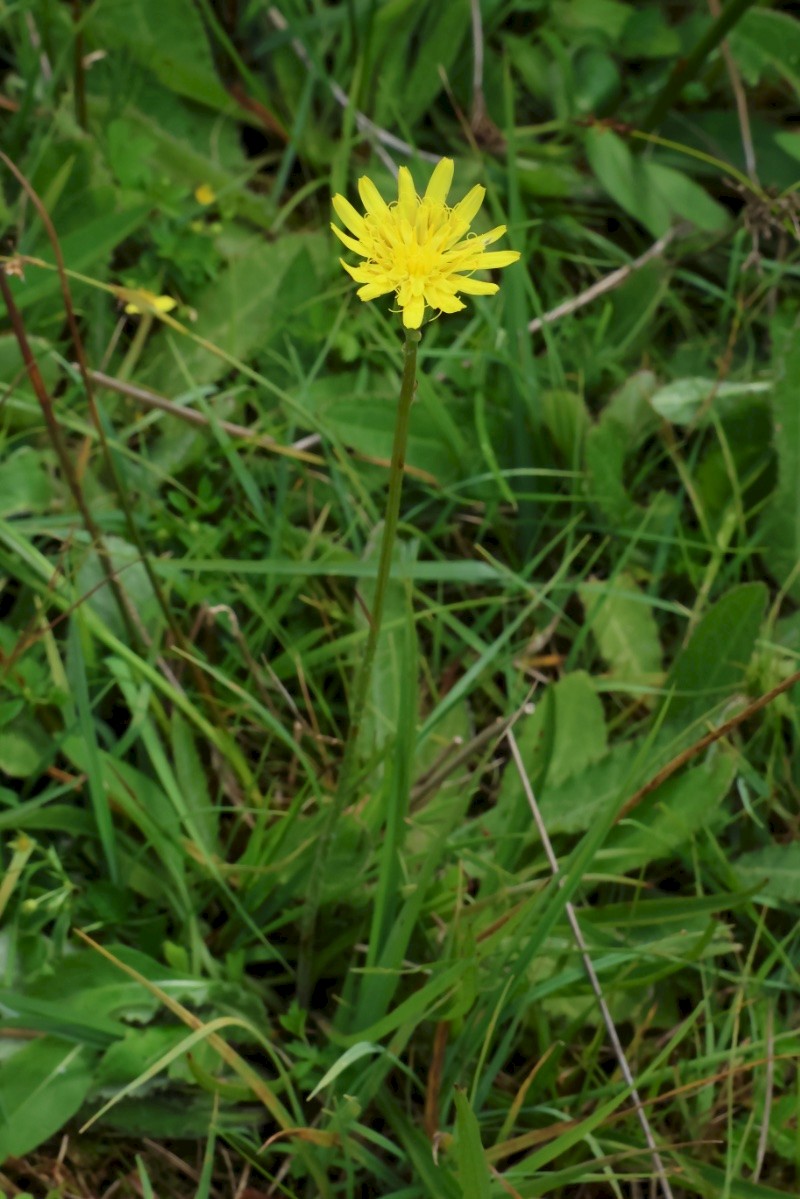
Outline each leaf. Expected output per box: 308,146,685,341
548,671,608,786
0,1037,94,1161
664,583,767,726
553,0,633,38
584,417,642,529
453,1090,492,1199
139,234,327,393
585,128,728,235
307,1043,383,1101
0,448,51,518
735,843,800,901
355,536,419,773
0,334,60,412
600,755,736,873
538,740,641,834
579,572,663,692
0,719,49,779
644,162,729,233
758,338,800,601
649,377,772,426
86,0,231,111
732,9,800,96
585,127,671,237
171,710,216,849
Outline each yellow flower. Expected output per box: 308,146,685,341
195,183,217,206
121,289,178,316
331,158,520,329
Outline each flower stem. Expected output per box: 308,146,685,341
298,328,420,1004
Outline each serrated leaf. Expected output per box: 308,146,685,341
548,671,608,786
585,417,642,528
579,572,662,692
601,755,735,873
735,843,800,901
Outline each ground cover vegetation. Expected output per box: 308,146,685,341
1,0,800,1195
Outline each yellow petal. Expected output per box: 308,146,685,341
481,224,508,245
471,250,521,269
452,276,499,296
340,258,375,284
397,167,418,222
332,193,367,237
402,293,425,328
331,223,366,254
357,281,393,301
426,286,465,313
451,184,485,227
424,158,454,206
358,175,390,219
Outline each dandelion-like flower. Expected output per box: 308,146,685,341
331,158,520,329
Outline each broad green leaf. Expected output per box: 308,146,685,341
0,1038,94,1161
0,719,49,778
140,234,327,393
0,449,51,518
74,536,163,645
553,0,632,38
600,755,735,872
453,1089,492,1199
664,583,767,726
579,572,663,692
644,162,728,233
735,843,800,901
86,0,232,111
548,670,608,786
538,740,641,834
540,389,590,462
0,334,60,412
584,417,642,529
585,127,671,236
650,377,771,426
732,9,800,95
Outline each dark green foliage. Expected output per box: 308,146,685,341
1,1,799,1196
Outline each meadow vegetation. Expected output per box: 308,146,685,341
1,1,800,1196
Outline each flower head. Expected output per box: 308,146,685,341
195,183,217,206
119,288,178,316
332,158,520,329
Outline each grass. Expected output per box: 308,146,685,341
1,0,800,1196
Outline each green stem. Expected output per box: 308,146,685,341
640,0,761,133
298,328,420,1004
